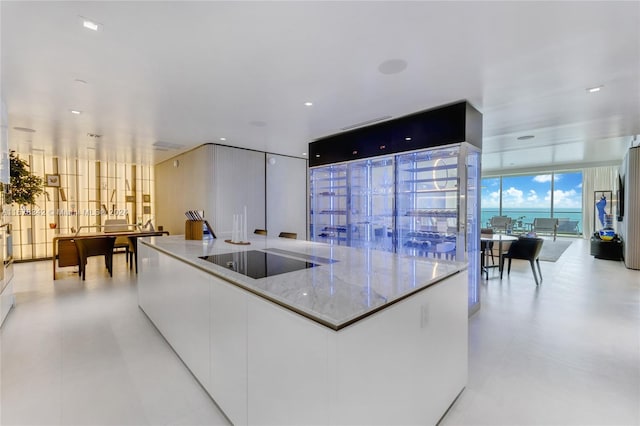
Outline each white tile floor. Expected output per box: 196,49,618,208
1,238,639,425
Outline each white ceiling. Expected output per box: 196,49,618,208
1,1,639,173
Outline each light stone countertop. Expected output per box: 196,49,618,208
140,235,467,330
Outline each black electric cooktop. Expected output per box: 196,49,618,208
199,250,318,279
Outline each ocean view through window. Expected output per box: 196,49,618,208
481,172,583,235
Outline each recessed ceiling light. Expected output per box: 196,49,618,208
81,18,100,31
70,110,82,115
302,153,307,156
13,126,36,133
517,135,535,140
315,154,320,158
304,102,313,106
378,59,408,75
405,137,412,141
587,85,603,93
220,137,226,141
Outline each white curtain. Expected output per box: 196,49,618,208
582,166,619,239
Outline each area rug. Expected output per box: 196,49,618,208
538,239,574,262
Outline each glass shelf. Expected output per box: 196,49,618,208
401,163,458,173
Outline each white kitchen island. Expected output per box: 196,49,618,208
137,235,468,426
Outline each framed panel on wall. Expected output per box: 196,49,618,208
594,190,613,231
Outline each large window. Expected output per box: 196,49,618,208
481,171,583,235
552,172,583,234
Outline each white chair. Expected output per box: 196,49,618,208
490,216,512,233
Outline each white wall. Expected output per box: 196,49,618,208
155,145,215,235
266,154,307,239
212,145,265,237
156,145,308,239
621,147,640,269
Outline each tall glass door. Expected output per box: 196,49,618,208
465,147,481,314
348,157,394,252
309,164,349,245
395,147,460,259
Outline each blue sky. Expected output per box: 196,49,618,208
482,172,583,209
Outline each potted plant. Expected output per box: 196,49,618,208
7,151,44,208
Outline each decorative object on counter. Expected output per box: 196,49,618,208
225,239,250,245
226,206,250,245
49,223,57,229
184,210,216,240
8,151,44,206
185,220,203,240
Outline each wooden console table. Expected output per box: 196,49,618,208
52,231,168,280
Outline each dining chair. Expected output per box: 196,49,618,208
75,236,116,280
254,229,267,236
278,232,297,239
500,237,545,285
104,219,132,262
480,228,495,265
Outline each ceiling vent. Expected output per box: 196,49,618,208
341,116,392,131
153,141,185,150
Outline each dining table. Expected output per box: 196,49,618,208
480,233,518,279
52,229,169,279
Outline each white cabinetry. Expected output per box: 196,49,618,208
247,297,331,425
137,246,210,389
209,276,248,425
138,241,467,425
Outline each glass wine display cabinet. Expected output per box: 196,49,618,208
309,158,394,252
310,144,479,257
308,101,482,313
309,144,480,311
